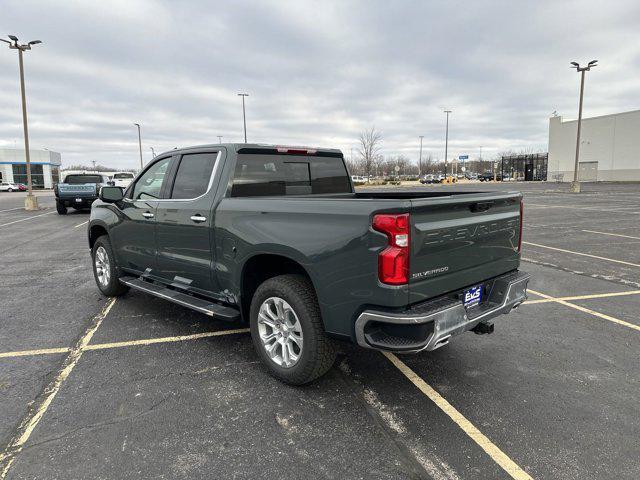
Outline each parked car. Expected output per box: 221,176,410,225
89,143,529,385
55,173,112,214
111,172,136,189
419,174,435,184
478,172,502,182
17,183,28,191
0,182,20,192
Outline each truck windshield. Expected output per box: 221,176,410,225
232,154,351,197
64,175,103,184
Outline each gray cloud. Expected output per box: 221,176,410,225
1,0,639,169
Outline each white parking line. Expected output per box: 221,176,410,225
0,211,56,228
74,220,89,228
523,241,640,268
525,290,640,304
384,352,533,480
0,328,251,360
0,207,24,213
0,298,116,479
582,229,640,241
526,203,640,215
528,289,640,332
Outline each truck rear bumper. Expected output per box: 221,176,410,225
57,196,98,208
354,270,530,352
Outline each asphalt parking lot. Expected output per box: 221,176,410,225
1,183,639,479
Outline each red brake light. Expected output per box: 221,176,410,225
518,199,524,252
276,146,317,155
373,213,410,285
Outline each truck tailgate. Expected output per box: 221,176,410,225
57,184,97,197
409,192,522,303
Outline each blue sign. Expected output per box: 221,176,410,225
459,155,469,160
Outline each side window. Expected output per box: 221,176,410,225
170,153,217,199
132,157,172,200
310,157,351,194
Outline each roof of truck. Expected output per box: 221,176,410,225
157,143,343,158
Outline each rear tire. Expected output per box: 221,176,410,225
249,274,337,385
56,200,67,215
91,235,129,297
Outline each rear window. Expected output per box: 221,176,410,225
113,173,134,179
64,175,103,184
231,154,350,197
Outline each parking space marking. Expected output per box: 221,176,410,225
0,328,251,361
525,203,640,214
73,220,89,228
0,298,116,479
383,352,534,480
83,328,250,351
0,207,24,213
582,229,640,240
524,290,640,304
0,211,56,228
523,242,640,268
0,346,70,359
528,289,640,332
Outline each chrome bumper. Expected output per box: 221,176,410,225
355,271,530,353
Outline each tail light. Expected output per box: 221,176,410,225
518,199,524,252
373,213,410,285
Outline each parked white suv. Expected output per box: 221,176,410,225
0,182,20,192
111,172,135,189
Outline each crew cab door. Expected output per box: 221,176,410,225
154,150,224,297
110,155,173,275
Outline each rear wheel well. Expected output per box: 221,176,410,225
89,225,108,249
240,254,313,322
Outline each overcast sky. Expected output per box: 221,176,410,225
1,0,639,169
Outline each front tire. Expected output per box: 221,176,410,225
56,200,67,215
91,235,128,297
249,275,337,385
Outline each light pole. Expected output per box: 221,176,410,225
237,93,249,143
418,135,424,176
444,110,452,177
569,60,597,193
150,147,156,158
217,136,223,144
133,123,143,169
2,35,42,210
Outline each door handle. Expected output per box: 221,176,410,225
190,214,207,223
142,211,154,219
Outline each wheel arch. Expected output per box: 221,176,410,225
239,253,317,323
88,222,109,249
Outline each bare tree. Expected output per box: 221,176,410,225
357,127,382,179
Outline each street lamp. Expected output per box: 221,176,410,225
1,35,42,210
443,110,452,176
133,123,143,169
237,93,249,143
569,60,598,193
150,147,156,158
217,135,223,144
418,135,424,176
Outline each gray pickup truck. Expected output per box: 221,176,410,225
55,173,111,214
88,144,529,384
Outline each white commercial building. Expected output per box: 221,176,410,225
548,109,640,182
0,148,62,188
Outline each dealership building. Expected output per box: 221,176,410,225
548,109,640,182
0,148,62,188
